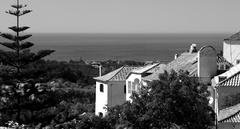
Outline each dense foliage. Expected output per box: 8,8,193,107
39,71,215,129
28,60,98,86
106,71,215,129
0,0,55,125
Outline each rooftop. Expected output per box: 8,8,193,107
142,52,198,81
218,71,240,87
94,66,138,82
219,103,240,123
142,64,167,81
131,63,160,74
224,31,240,41
217,63,240,87
166,52,198,76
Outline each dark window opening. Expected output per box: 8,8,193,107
220,65,224,70
219,77,227,82
237,60,240,64
225,65,230,70
142,73,152,77
100,84,104,92
124,85,126,94
99,112,103,117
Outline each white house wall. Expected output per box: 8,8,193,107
218,123,240,129
198,46,217,84
126,73,142,101
95,81,108,116
217,86,240,110
223,40,240,65
108,81,126,107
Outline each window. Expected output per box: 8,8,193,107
132,82,135,92
219,77,227,82
124,85,126,94
133,78,140,92
137,84,141,92
100,84,104,92
128,81,131,94
237,60,240,64
99,112,103,117
220,64,224,70
225,65,230,70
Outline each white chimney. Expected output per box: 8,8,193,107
189,44,197,53
174,54,179,60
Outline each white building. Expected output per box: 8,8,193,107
126,44,218,101
212,63,240,129
94,66,138,117
223,31,240,65
126,63,166,101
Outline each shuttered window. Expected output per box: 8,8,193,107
100,84,104,92
128,81,131,94
132,82,135,92
124,85,126,94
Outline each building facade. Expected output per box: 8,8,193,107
223,32,240,65
126,44,218,101
94,66,138,116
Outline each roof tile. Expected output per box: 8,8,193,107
217,55,233,67
219,103,240,123
94,66,138,82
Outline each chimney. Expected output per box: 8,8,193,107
174,54,179,60
189,44,197,53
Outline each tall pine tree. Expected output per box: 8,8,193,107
0,0,54,125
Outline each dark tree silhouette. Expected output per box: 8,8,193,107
0,0,54,125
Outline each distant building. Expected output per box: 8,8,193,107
223,31,240,65
94,66,138,117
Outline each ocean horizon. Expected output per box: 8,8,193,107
0,33,230,62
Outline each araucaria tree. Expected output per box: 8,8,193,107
0,0,54,125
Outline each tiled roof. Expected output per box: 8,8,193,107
217,55,233,67
166,52,198,76
94,66,138,82
217,64,240,87
142,53,198,81
219,103,240,123
218,63,240,78
225,31,240,41
131,63,160,74
218,71,240,87
142,64,167,81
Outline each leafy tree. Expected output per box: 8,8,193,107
0,0,54,125
106,71,215,129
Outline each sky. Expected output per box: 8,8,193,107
1,0,240,34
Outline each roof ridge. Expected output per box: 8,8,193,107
221,111,240,122
218,70,240,86
219,103,240,121
108,66,124,81
220,103,240,112
144,63,160,72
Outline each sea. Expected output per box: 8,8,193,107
1,33,231,62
